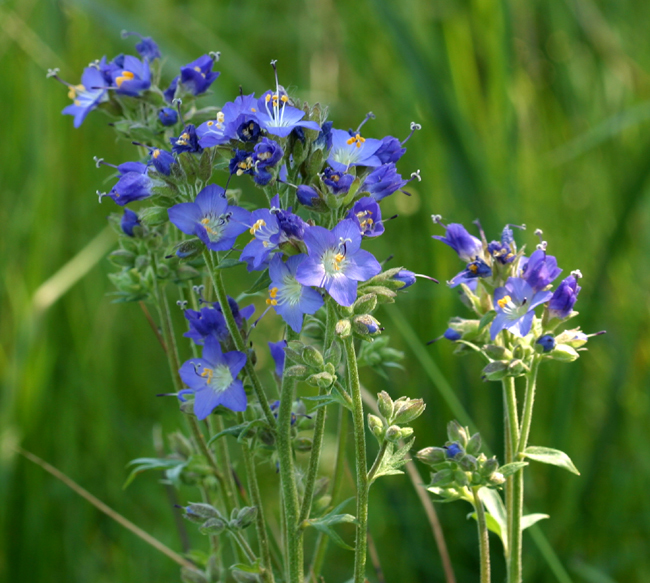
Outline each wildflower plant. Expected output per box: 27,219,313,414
50,32,428,583
419,217,603,583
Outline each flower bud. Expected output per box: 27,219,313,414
377,391,394,421
507,359,527,377
184,503,221,522
233,506,258,530
458,454,477,472
139,206,170,227
324,341,342,367
416,447,447,465
392,398,426,425
481,458,499,476
445,442,464,458
368,414,384,438
447,420,468,446
431,469,454,486
108,249,136,268
400,427,414,439
173,238,203,259
352,314,381,336
302,345,325,369
353,293,378,315
536,334,556,353
294,437,313,452
159,107,179,126
297,185,319,206
284,365,310,379
466,433,482,455
550,344,580,362
306,371,335,389
336,319,352,338
385,425,402,442
484,344,512,360
199,516,227,535
488,472,506,486
453,469,469,487
481,360,508,381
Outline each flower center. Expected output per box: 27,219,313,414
176,132,190,146
356,210,374,231
266,286,279,306
116,70,135,88
346,133,366,149
200,214,228,241
497,294,529,320
201,364,234,393
322,242,350,276
250,219,266,234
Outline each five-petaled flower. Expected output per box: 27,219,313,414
491,277,553,339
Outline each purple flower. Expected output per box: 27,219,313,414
61,66,108,127
360,164,408,201
295,219,382,307
446,443,463,458
314,121,333,151
178,336,247,419
521,249,562,292
327,129,383,172
240,208,282,271
122,32,161,61
267,255,324,332
110,55,151,96
107,162,151,206
149,148,176,175
268,340,287,377
375,136,406,164
297,185,319,207
432,223,483,263
394,270,416,289
254,138,284,169
255,90,320,138
170,124,202,154
120,208,140,236
180,54,219,96
449,259,492,288
443,328,462,342
322,167,354,195
168,184,251,251
490,278,553,339
548,275,581,319
536,335,556,352
184,298,255,345
197,94,259,148
163,76,178,103
158,107,178,126
347,197,384,238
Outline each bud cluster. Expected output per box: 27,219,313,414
368,391,425,445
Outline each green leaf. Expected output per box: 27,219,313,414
478,310,496,330
214,258,244,270
467,511,503,538
522,513,550,530
498,461,529,477
478,487,508,554
523,446,580,475
303,384,352,411
370,438,415,483
305,497,357,550
244,269,271,295
123,457,186,489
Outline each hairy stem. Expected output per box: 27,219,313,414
367,440,389,484
472,487,491,583
503,375,521,583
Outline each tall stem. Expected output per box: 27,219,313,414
203,251,276,429
472,488,491,583
343,335,368,583
503,375,521,583
517,358,540,453
277,327,302,583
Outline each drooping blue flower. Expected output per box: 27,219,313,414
443,328,462,342
110,55,151,96
180,54,220,96
254,138,284,169
168,184,251,251
184,298,255,345
149,148,176,175
297,185,319,207
520,249,562,292
359,163,408,201
536,334,556,353
449,258,492,288
170,124,203,154
393,270,416,289
375,135,406,164
268,340,288,377
158,107,178,126
490,277,553,340
347,197,384,238
267,255,324,332
163,76,178,103
107,162,151,206
548,275,581,319
432,222,484,264
255,90,320,138
197,94,259,148
61,66,109,127
178,336,247,419
120,208,140,236
122,31,161,61
322,167,355,195
327,129,383,172
295,219,382,307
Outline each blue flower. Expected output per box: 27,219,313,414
149,148,176,175
122,31,161,61
359,164,408,201
322,167,355,195
446,443,463,458
120,208,140,236
254,138,284,169
180,54,220,96
520,249,562,292
490,277,553,339
107,162,151,206
314,121,333,151
327,129,383,172
184,298,255,345
432,222,483,263
375,136,406,164
168,184,251,251
61,66,109,127
255,90,320,138
158,107,178,126
163,76,178,103
197,94,259,148
295,219,382,307
449,258,492,288
170,124,203,154
178,336,247,419
536,335,556,353
267,255,324,332
110,55,151,96
443,328,462,342
393,270,416,289
268,340,288,377
548,275,581,319
240,208,282,271
296,185,319,207
347,197,384,238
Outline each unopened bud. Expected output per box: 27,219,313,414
484,345,511,360
393,398,426,425
284,365,310,379
368,414,384,438
173,238,203,259
199,517,227,535
302,345,325,369
400,427,414,440
306,371,335,389
336,319,352,338
352,314,381,336
447,420,468,446
108,249,136,268
458,454,477,472
184,503,221,522
507,359,527,376
385,425,402,442
431,469,454,486
489,472,506,486
466,433,482,455
234,506,258,530
139,205,169,227
353,293,378,315
481,458,499,476
550,344,580,362
482,360,508,381
377,391,394,420
416,447,447,465
453,469,469,486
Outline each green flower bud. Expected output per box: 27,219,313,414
484,344,512,360
482,360,508,381
507,359,528,376
377,391,394,421
453,469,469,487
156,263,170,279
359,285,397,304
302,345,325,369
458,454,477,472
306,371,335,389
385,425,402,442
488,472,506,486
353,293,378,315
234,506,258,530
392,398,426,425
284,365,310,379
447,420,468,447
336,319,352,338
294,437,313,452
352,314,381,336
199,516,227,535
139,206,169,227
400,427,414,439
416,447,447,465
471,471,483,485
431,469,455,486
481,458,499,476
172,238,203,260
466,433,482,455
368,414,384,438
185,503,222,521
550,344,580,362
108,249,136,268
134,255,150,270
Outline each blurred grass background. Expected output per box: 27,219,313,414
1,0,649,581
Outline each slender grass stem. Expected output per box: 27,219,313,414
472,487,491,583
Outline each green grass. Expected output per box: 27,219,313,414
2,0,650,581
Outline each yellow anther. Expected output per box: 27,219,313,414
269,287,278,299
346,133,366,148
207,121,214,127
265,94,271,102
74,100,81,106
497,295,511,309
266,299,278,306
68,84,85,99
153,149,161,159
201,367,214,384
249,219,266,234
333,253,345,271
468,263,478,273
115,70,135,88
251,107,257,112
217,112,225,123
200,217,218,236
281,95,288,102
194,66,202,72
180,132,190,140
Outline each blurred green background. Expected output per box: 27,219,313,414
2,0,649,581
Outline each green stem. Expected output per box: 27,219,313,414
517,358,540,454
343,335,368,583
203,251,276,429
277,327,302,583
231,530,258,564
209,416,238,514
188,416,225,485
503,375,521,583
238,413,275,583
367,440,389,484
472,487,491,583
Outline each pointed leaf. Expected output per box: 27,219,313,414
523,446,580,475
498,461,528,477
244,269,271,295
123,457,185,489
370,438,415,483
521,513,550,530
305,497,357,551
467,511,503,538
